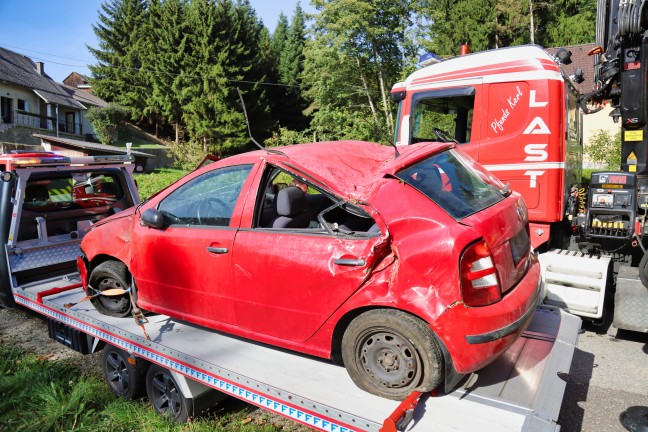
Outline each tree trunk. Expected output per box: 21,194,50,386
529,0,535,44
354,55,379,125
373,43,394,137
175,123,180,145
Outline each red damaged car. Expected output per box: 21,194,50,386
79,141,541,400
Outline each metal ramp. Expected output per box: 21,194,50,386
13,278,580,432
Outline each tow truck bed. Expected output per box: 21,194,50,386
14,275,580,432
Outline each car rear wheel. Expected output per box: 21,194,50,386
341,309,443,400
101,345,147,399
89,260,133,317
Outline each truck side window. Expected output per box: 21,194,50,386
411,90,475,145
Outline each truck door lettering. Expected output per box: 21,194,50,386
525,170,545,188
491,108,510,134
529,90,548,107
524,144,549,162
523,117,551,135
507,85,523,109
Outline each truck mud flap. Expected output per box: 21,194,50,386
539,249,611,319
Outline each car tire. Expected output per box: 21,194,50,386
101,345,147,399
639,252,648,289
341,309,443,400
89,260,133,317
146,364,192,423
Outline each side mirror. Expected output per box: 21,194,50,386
141,208,165,229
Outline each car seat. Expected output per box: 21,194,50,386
270,186,311,229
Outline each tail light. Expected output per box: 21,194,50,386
460,240,501,307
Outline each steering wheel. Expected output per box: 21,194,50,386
196,197,228,225
432,127,458,143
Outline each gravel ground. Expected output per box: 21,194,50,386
558,320,648,432
2,305,647,432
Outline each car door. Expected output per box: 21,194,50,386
230,168,389,343
131,164,255,326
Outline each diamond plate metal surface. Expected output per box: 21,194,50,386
7,243,80,272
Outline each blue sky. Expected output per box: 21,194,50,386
0,0,315,82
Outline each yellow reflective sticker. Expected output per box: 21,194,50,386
625,131,643,142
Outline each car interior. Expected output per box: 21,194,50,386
256,167,379,236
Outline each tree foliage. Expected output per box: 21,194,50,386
89,0,148,121
586,130,622,169
86,104,129,145
88,0,598,161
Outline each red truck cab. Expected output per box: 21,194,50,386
392,45,583,249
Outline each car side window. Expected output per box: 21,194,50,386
158,164,252,227
255,167,379,236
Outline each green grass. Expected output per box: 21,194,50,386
113,124,169,149
135,168,189,201
0,344,287,431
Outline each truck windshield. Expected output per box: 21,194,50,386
396,149,506,219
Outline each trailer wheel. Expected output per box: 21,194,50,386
89,260,132,317
146,364,191,423
101,345,147,399
639,253,648,289
341,309,443,401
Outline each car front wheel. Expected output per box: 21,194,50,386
341,309,443,400
88,260,133,317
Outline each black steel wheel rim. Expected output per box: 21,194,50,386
106,352,130,394
150,372,183,417
356,329,421,389
96,276,129,311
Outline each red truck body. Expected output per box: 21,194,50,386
392,45,582,249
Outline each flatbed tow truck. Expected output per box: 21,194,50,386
0,152,580,431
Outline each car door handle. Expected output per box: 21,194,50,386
207,247,229,254
334,258,366,266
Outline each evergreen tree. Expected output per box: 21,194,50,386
229,0,274,146
271,13,289,60
89,0,149,122
274,3,310,132
146,0,190,142
181,0,243,155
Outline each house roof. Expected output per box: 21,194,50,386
33,133,154,159
546,43,597,94
59,83,108,108
63,72,89,84
0,46,85,110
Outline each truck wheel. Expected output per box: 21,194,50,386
639,253,648,289
101,345,147,399
341,309,443,400
89,261,133,317
146,364,191,423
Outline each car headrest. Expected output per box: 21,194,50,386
275,186,307,216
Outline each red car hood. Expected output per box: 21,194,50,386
270,141,453,202
87,206,137,230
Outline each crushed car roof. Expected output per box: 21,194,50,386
223,140,452,200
